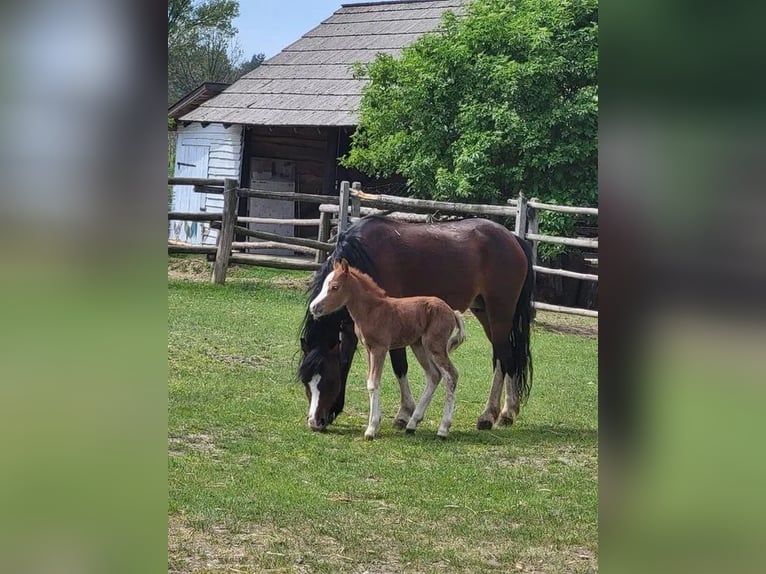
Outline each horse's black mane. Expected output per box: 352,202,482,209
297,216,384,379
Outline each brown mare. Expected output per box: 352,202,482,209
298,216,534,433
309,259,466,439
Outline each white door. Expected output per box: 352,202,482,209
170,144,209,245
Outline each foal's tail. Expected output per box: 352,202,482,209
448,311,466,353
510,236,535,404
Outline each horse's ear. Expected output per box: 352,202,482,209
340,259,349,273
300,337,309,353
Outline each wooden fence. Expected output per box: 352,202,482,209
168,177,598,318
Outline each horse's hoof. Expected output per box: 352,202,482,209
405,427,416,434
497,415,515,427
364,432,375,441
437,434,448,440
476,419,494,430
393,418,408,430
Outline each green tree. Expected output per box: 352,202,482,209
168,0,240,104
344,0,597,234
236,53,266,78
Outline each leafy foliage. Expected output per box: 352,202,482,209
168,1,257,105
344,0,598,240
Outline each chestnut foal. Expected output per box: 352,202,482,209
309,259,465,439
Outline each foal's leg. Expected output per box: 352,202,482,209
390,348,416,429
426,343,460,439
364,347,387,440
405,341,441,434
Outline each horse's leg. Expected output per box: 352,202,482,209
428,347,459,439
498,365,520,426
405,341,441,434
390,348,415,429
364,347,387,440
473,309,505,430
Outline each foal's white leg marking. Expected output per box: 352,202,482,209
406,374,439,432
366,382,381,440
437,366,457,438
306,374,322,428
308,270,335,315
364,350,386,440
477,360,504,428
394,373,416,426
406,347,442,433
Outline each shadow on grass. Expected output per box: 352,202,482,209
316,421,596,448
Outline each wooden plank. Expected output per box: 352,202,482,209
236,217,320,226
525,233,598,249
213,222,335,252
526,200,598,216
169,177,225,186
192,185,224,195
168,212,222,222
320,203,432,222
228,254,321,271
168,244,217,254
534,302,598,318
211,178,238,284
533,265,598,282
237,187,340,205
232,241,317,255
352,190,517,217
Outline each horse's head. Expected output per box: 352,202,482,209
299,333,343,431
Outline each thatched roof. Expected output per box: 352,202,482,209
180,0,466,127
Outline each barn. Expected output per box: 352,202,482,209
168,0,465,246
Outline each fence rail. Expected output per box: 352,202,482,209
168,177,597,317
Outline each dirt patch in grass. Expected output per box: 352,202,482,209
168,515,361,574
534,311,597,338
203,349,271,369
168,434,220,458
168,257,210,281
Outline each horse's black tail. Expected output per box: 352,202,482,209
510,235,535,404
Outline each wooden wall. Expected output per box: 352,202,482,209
173,122,243,246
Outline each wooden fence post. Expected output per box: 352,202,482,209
338,181,350,232
316,211,331,264
514,192,528,237
527,198,540,266
350,181,362,219
211,178,238,284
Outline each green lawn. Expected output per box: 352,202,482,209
169,260,598,573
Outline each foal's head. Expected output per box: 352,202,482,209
308,259,354,319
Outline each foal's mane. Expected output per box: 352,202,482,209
346,266,387,298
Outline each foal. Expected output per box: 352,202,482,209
309,259,465,439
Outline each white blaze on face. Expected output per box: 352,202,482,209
307,374,322,422
309,270,335,316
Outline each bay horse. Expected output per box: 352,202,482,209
298,215,534,433
308,258,466,439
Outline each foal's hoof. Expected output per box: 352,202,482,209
405,427,416,434
364,433,375,441
393,418,408,430
476,419,494,431
437,434,448,441
497,414,515,427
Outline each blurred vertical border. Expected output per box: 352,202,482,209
0,1,167,573
600,0,766,572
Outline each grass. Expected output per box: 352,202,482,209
168,259,598,573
